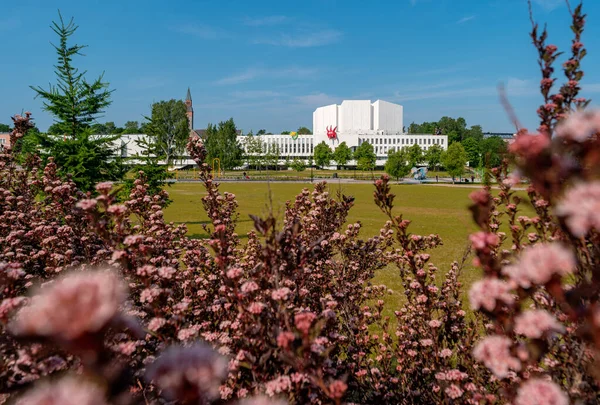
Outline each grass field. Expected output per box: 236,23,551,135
163,181,490,313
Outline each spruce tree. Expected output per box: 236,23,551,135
30,12,122,191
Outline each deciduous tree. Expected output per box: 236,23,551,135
333,142,352,167
204,118,243,170
385,147,411,181
354,142,376,171
425,144,443,172
442,142,468,183
313,141,333,168
145,99,189,166
297,126,312,135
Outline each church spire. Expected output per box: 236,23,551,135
185,87,194,132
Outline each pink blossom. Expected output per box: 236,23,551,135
556,181,600,237
241,281,259,293
502,243,575,288
10,270,126,341
555,110,600,142
271,287,291,301
147,317,166,332
95,182,113,193
514,378,568,405
469,278,514,311
14,376,108,405
469,231,500,251
416,294,428,303
76,199,97,211
226,267,243,278
420,339,433,347
439,348,453,358
238,396,287,405
265,375,292,397
277,331,295,349
248,302,265,314
328,380,347,400
445,384,464,399
473,335,521,378
514,310,564,338
294,312,316,334
509,132,551,159
146,343,228,402
429,320,442,328
177,328,198,341
106,204,127,216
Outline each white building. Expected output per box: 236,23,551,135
112,94,448,169
239,99,447,167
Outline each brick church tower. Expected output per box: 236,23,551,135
185,87,194,134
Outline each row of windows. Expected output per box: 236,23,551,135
359,137,445,146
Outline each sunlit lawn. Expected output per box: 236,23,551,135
163,181,498,315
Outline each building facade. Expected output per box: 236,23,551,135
239,99,447,167
0,133,10,150
113,92,448,168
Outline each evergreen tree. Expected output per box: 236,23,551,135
31,12,112,138
29,12,122,191
204,118,243,170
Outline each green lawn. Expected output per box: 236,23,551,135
164,182,489,313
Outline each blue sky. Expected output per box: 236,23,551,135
2,0,600,133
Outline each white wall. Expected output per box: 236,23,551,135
339,100,372,133
313,104,338,135
373,100,403,133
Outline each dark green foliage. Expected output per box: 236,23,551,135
442,142,468,182
34,131,124,191
313,141,333,168
297,126,312,135
0,123,10,132
29,12,122,191
30,12,113,139
290,157,306,172
333,142,352,167
281,131,291,135
354,142,376,171
122,121,140,134
409,116,483,144
462,137,481,168
385,147,411,181
204,118,243,170
480,136,508,168
425,144,443,171
257,129,266,135
407,143,424,167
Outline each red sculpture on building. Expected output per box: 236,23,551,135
326,126,337,140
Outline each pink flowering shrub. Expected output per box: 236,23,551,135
468,3,600,404
2,2,600,404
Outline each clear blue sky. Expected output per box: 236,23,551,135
2,0,600,133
